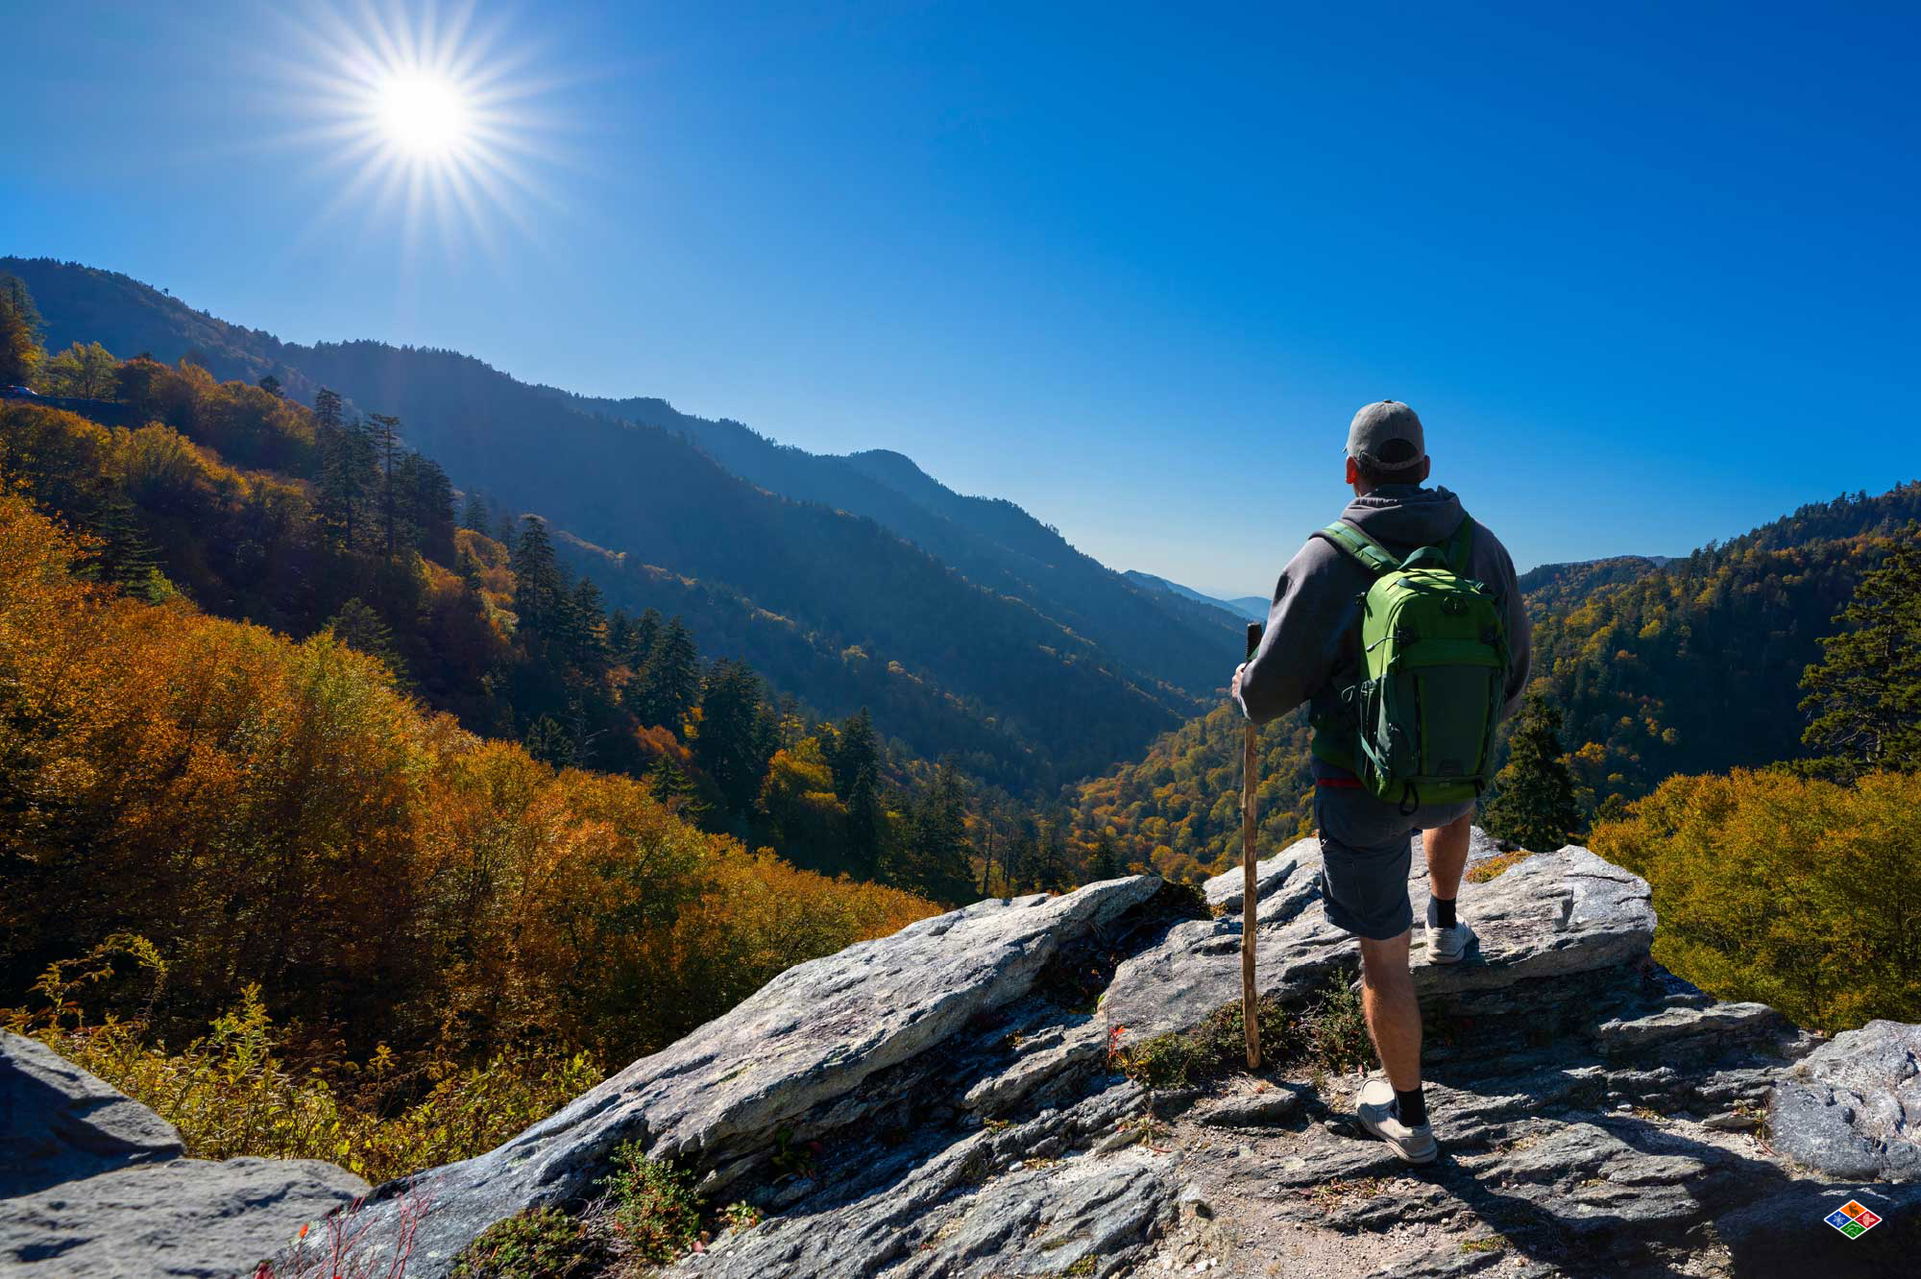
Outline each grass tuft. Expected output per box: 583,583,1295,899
1113,971,1371,1089
450,1207,601,1278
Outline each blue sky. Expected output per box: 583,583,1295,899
4,2,1916,598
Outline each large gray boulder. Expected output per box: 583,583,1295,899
1102,836,1654,1045
0,1031,367,1278
1770,1019,1921,1181
1,1031,184,1197
321,875,1169,1278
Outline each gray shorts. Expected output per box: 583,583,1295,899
1313,782,1476,941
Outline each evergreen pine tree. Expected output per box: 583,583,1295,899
325,598,406,680
1799,525,1921,777
892,761,974,903
1481,695,1583,851
459,490,490,534
692,659,777,818
1089,833,1121,881
316,416,376,547
90,491,164,601
0,274,44,388
827,709,886,880
313,387,343,432
630,608,663,667
648,756,709,823
633,618,700,731
393,452,456,561
562,578,610,668
367,413,405,556
512,516,567,634
524,713,575,768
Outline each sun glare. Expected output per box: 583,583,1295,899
373,73,471,156
266,2,568,258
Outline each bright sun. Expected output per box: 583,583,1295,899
373,73,471,156
271,2,565,257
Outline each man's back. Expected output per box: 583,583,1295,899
1233,481,1532,757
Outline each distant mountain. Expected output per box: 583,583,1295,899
1515,555,1670,623
1122,570,1267,624
565,394,1245,697
6,256,1199,787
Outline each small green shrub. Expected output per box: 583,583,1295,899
450,1207,600,1278
1465,850,1533,883
1299,975,1370,1072
719,1201,762,1233
600,1144,704,1263
10,948,601,1185
1113,972,1369,1087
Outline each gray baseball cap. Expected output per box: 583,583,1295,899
1344,400,1426,471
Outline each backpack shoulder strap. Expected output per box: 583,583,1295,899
1315,520,1399,577
1444,515,1477,576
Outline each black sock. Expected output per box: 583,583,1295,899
1393,1087,1429,1128
1429,894,1457,930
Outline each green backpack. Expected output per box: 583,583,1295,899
1312,516,1509,811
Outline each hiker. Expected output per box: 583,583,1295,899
1230,400,1532,1164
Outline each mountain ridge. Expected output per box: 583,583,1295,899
3,256,1217,788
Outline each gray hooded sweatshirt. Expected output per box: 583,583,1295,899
1232,484,1532,775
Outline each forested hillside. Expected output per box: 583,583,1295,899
570,392,1246,696
0,465,933,1095
5,258,1215,791
1070,489,1921,879
2,350,1016,907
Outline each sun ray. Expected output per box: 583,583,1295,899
250,0,572,265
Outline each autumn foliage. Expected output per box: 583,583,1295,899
1593,767,1921,1032
0,483,934,1080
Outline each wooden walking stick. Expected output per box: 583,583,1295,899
1242,621,1263,1069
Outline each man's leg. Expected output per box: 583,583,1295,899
1425,810,1473,906
1358,930,1420,1091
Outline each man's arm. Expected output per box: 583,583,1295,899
1231,540,1346,725
1491,538,1533,722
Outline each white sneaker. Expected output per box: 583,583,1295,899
1424,918,1474,965
1355,1076,1438,1164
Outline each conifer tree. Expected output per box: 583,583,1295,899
459,490,490,535
649,756,709,823
90,491,163,601
367,413,404,556
693,659,777,817
563,578,610,667
1481,695,1583,851
0,273,44,388
633,617,700,731
1800,526,1921,777
512,516,567,634
1089,833,1121,881
891,762,974,902
393,453,456,562
316,416,376,547
313,387,343,432
828,709,886,880
325,598,405,680
631,608,664,668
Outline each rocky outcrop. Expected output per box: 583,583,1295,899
318,874,1175,1276
276,829,1921,1278
1770,1020,1921,1181
0,1031,367,1278
1103,835,1655,1043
